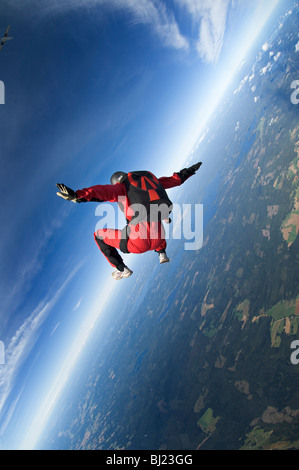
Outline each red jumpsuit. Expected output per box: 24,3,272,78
76,172,186,270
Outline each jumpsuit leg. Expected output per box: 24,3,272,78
149,222,167,254
94,228,125,271
95,222,167,270
126,221,166,254
154,240,167,254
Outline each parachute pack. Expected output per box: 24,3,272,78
119,171,173,254
123,171,173,224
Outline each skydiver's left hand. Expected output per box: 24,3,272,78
178,161,202,182
56,183,78,202
187,161,202,174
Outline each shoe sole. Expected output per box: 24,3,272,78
122,271,133,278
112,271,133,280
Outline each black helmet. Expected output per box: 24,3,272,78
110,171,127,185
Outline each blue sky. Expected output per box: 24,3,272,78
0,0,286,449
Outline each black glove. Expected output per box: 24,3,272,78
178,161,202,183
56,183,78,203
188,161,202,173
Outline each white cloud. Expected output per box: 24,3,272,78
233,74,248,94
116,0,189,50
296,41,299,53
14,0,232,62
274,51,281,61
260,62,272,75
0,263,83,435
73,297,83,311
262,42,269,51
0,208,71,332
177,0,230,62
16,0,189,52
50,322,61,336
0,302,50,432
2,0,283,66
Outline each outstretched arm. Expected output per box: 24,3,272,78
159,162,202,190
76,183,126,203
56,183,126,203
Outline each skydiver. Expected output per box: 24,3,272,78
56,162,202,280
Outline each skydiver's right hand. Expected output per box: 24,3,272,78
56,183,78,203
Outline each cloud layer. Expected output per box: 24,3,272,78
176,0,230,62
0,263,83,442
7,0,232,63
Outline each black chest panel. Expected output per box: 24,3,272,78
124,171,173,224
